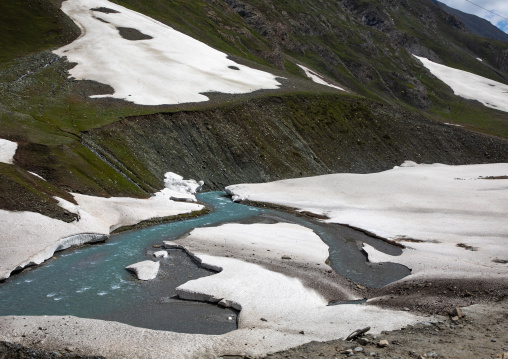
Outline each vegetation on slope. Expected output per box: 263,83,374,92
0,0,507,217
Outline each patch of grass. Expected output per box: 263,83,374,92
0,0,79,64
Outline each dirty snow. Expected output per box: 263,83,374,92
297,64,346,91
54,0,281,105
168,224,421,336
226,162,508,281
414,55,508,113
0,172,203,279
0,139,17,164
0,224,424,357
0,307,421,359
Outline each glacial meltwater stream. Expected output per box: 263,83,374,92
0,192,409,334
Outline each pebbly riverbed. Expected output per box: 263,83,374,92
0,192,409,334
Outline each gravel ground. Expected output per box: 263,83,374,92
259,300,508,359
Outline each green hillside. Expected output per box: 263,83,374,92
1,0,507,218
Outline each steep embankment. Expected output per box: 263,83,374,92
83,93,508,190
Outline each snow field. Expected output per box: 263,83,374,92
297,64,346,91
167,223,422,345
414,55,508,113
0,172,203,279
226,162,508,280
0,139,17,164
54,0,281,106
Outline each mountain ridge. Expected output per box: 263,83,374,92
0,0,507,216
431,0,508,43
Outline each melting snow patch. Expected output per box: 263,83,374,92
162,172,203,202
0,139,17,164
168,222,422,348
414,55,508,113
226,162,508,281
0,173,203,279
126,260,159,280
153,250,168,258
297,64,346,91
54,0,281,105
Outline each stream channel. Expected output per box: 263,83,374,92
0,192,409,335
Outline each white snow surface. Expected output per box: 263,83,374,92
53,0,281,105
414,55,508,113
153,250,168,258
226,162,508,280
297,64,346,91
0,175,203,279
126,260,159,280
0,138,18,164
168,222,333,268
165,223,422,351
161,172,203,202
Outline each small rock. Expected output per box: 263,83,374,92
492,339,497,342
281,255,291,260
426,352,437,358
370,352,377,357
354,346,363,352
357,338,370,345
65,347,74,353
152,244,161,248
299,330,305,334
377,340,389,348
260,318,268,322
449,307,464,318
451,316,460,322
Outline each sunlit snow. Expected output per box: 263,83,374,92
227,162,508,280
167,223,421,348
297,64,346,91
0,172,203,279
414,55,508,113
54,0,281,106
0,139,17,164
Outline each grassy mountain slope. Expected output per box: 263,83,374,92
0,0,508,218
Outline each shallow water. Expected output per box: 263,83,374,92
0,192,261,334
0,191,409,333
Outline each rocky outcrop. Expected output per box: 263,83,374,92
83,94,508,191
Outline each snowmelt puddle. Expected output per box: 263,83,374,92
0,192,408,333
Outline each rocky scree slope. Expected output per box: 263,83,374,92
84,93,508,190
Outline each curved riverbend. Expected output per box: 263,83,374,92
0,192,409,333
